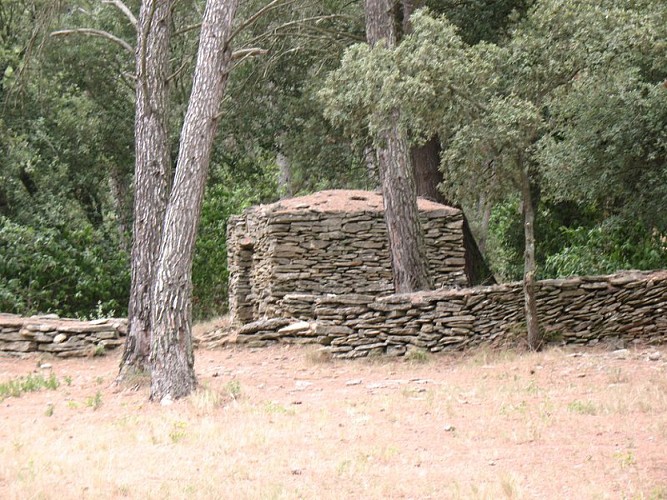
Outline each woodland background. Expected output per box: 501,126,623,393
1,0,665,320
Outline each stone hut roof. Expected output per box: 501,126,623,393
263,189,460,216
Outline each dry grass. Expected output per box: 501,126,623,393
192,315,230,339
0,344,666,499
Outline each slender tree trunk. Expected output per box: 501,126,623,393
520,165,541,350
365,0,431,293
120,0,173,379
476,194,492,255
149,0,239,401
108,164,132,252
276,152,292,199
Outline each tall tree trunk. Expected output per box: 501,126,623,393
398,1,494,286
120,0,173,379
365,0,431,294
520,165,541,351
149,0,239,401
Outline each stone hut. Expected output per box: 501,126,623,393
227,189,469,326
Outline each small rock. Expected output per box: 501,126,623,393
346,379,362,386
612,349,629,360
39,363,52,369
53,333,67,344
648,352,661,361
294,380,313,390
160,395,173,406
443,424,456,432
411,378,431,384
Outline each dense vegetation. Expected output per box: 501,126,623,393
1,0,665,319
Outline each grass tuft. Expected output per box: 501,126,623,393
0,372,60,401
567,400,598,415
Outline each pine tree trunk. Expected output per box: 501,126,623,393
410,138,494,285
378,117,432,292
520,166,541,351
120,0,173,379
149,0,239,401
365,0,431,294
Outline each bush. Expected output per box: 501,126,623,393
0,216,129,317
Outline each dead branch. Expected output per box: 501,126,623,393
229,0,298,44
101,0,137,28
50,28,134,54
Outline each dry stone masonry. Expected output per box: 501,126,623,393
313,271,667,357
228,191,665,356
233,271,666,355
227,190,469,325
0,314,127,357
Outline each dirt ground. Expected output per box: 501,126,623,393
1,343,666,499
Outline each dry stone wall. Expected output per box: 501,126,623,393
235,271,666,356
0,314,127,357
228,190,468,325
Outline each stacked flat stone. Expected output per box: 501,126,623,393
0,314,127,357
228,190,468,325
317,270,666,357
225,270,666,356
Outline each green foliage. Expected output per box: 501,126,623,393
0,216,129,317
221,0,368,195
485,198,524,281
487,200,667,280
85,390,103,410
322,0,666,281
225,379,241,401
0,0,133,318
425,0,533,45
0,372,59,402
543,221,667,278
538,70,667,232
192,154,279,319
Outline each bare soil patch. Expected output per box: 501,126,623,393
1,344,666,499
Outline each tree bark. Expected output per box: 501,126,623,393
410,138,495,285
365,0,431,294
520,164,541,351
120,0,173,379
149,0,239,401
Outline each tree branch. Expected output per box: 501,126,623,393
243,14,362,47
232,47,268,60
50,28,133,54
228,0,298,44
173,22,201,37
167,59,190,83
101,0,137,29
